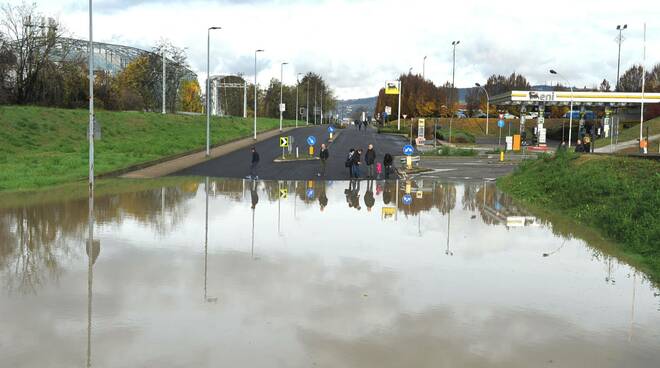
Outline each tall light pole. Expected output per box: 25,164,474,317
550,69,574,147
162,49,166,114
314,82,317,125
423,56,427,80
450,40,460,143
296,73,302,128
88,0,94,187
306,77,310,125
253,49,264,140
206,26,221,157
615,24,627,92
475,83,489,135
279,62,288,132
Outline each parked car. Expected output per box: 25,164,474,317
473,112,488,118
503,112,518,119
563,110,596,120
454,111,467,118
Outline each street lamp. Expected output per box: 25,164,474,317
423,56,427,80
296,73,302,128
475,83,489,135
615,24,627,92
88,0,94,187
409,67,413,75
550,69,574,147
449,40,460,143
279,62,288,132
206,26,221,157
253,49,264,140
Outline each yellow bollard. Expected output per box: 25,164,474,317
309,146,314,156
500,151,504,162
329,132,333,140
406,156,412,169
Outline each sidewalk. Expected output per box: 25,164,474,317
595,133,660,153
122,127,298,179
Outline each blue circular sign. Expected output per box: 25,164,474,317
307,136,317,145
328,126,335,133
306,188,315,199
403,144,414,156
497,120,505,128
402,194,413,205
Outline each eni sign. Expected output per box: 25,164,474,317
528,91,555,102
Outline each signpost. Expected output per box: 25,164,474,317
403,144,414,170
279,136,289,148
279,188,288,199
306,188,315,199
307,135,316,156
328,126,335,140
402,194,413,206
497,119,505,148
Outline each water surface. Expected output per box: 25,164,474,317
1,178,659,367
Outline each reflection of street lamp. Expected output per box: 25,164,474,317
445,207,453,256
86,178,95,368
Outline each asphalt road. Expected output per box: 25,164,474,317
171,124,410,180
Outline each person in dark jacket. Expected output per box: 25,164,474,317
250,147,260,179
352,149,362,178
346,149,355,178
318,143,329,177
574,139,585,153
365,144,376,179
383,153,393,179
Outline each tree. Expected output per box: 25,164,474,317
179,80,202,112
599,79,611,92
619,65,644,92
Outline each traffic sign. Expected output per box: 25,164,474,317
402,194,413,205
306,188,315,199
327,126,335,133
279,136,289,148
498,120,505,128
279,188,288,199
403,144,414,156
499,113,504,120
307,136,317,145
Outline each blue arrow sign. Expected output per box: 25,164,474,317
403,144,414,156
307,136,317,145
306,188,315,199
328,126,335,133
402,194,413,205
498,120,505,128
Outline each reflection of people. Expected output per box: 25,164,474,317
319,183,328,211
250,181,259,209
347,180,361,210
250,147,260,179
364,180,375,211
383,182,392,204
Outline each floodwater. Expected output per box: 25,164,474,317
1,178,659,368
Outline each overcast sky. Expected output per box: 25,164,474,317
25,0,660,99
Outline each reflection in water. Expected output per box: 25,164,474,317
1,178,660,367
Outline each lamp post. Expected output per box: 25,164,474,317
306,77,310,125
253,49,264,140
88,0,94,187
162,48,166,114
423,56,427,80
615,24,627,92
475,83,489,135
279,62,288,132
550,69,574,147
449,40,460,143
206,26,221,157
296,73,302,128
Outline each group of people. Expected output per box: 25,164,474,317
355,120,370,131
345,144,393,179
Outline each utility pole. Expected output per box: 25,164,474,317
306,78,310,125
254,49,264,139
423,55,427,80
615,24,627,92
450,40,460,143
314,82,317,125
296,73,302,128
206,26,221,156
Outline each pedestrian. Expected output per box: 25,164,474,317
376,162,383,179
250,146,260,179
352,149,362,178
318,143,329,177
640,138,648,154
346,149,355,178
582,135,591,152
365,144,376,179
383,153,393,179
574,139,584,153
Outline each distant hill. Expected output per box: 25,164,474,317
337,96,377,119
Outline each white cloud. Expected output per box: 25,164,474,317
21,0,660,99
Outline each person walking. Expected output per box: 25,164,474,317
318,143,329,177
346,149,355,178
383,153,393,179
250,147,260,179
352,149,362,178
365,144,376,179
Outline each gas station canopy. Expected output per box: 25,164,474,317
489,90,660,106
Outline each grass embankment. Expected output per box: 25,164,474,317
498,152,660,281
0,105,297,192
594,116,660,148
421,147,477,157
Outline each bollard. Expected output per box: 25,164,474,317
309,146,314,156
329,132,333,141
406,156,412,169
296,146,299,158
500,151,504,162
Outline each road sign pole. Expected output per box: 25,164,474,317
499,127,502,148
397,80,401,130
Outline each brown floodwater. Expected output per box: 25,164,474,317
1,178,659,368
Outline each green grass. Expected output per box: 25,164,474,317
498,151,660,282
594,116,660,148
0,105,298,192
435,129,476,144
422,146,478,157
